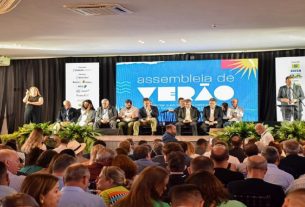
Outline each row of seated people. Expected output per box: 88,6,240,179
57,97,244,135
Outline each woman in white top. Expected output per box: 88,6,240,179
77,99,96,126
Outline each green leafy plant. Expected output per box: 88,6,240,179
209,122,264,143
277,121,305,141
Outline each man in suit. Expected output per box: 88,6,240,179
175,99,199,136
201,98,223,134
94,99,118,129
227,155,285,207
133,98,159,135
173,97,185,122
277,76,304,121
57,100,80,123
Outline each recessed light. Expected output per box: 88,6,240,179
138,40,145,44
181,38,187,43
159,40,165,44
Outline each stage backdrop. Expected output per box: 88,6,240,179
65,63,100,108
276,57,305,121
116,59,258,121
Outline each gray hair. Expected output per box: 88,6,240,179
246,155,267,170
95,148,115,162
64,163,90,183
261,146,279,164
101,99,109,103
283,139,300,155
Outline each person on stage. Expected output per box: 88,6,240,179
94,99,118,130
133,98,159,136
175,99,199,136
277,76,304,121
226,98,244,126
201,98,223,134
77,99,95,126
23,86,44,124
57,100,80,123
173,97,185,121
118,99,139,135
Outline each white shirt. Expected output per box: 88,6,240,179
185,108,191,121
228,107,244,122
0,185,16,199
8,171,25,192
209,108,215,122
260,131,274,146
102,109,109,121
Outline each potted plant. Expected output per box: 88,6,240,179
277,121,305,142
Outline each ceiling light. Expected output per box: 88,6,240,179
138,40,145,44
181,38,187,43
159,40,165,44
0,0,22,14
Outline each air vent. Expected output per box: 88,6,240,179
63,3,133,16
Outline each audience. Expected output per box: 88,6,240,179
21,128,47,154
96,166,129,207
152,142,184,168
188,156,214,174
116,166,170,207
162,124,178,143
58,163,106,207
0,161,16,199
19,147,44,175
229,135,246,163
20,173,61,207
186,171,246,207
67,140,88,163
279,139,305,179
170,184,204,207
255,123,274,150
53,138,69,153
286,172,305,193
1,193,39,207
35,150,58,174
195,138,208,155
0,149,25,191
227,155,285,207
261,146,294,191
186,142,200,158
211,144,244,186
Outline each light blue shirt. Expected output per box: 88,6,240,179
264,163,294,191
0,185,16,199
58,186,106,207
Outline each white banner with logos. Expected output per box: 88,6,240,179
276,57,305,121
65,63,99,109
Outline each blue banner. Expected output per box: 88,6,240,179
116,59,258,121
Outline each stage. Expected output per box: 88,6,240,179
95,135,210,149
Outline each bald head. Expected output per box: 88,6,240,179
0,149,21,174
283,189,305,207
246,155,267,179
211,144,229,163
255,123,266,135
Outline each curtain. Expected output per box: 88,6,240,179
0,49,305,133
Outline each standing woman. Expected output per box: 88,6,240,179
23,86,44,124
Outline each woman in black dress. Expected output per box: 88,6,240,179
23,86,44,124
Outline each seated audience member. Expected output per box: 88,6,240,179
162,124,178,143
0,161,16,199
279,139,305,179
227,98,244,124
77,99,95,126
0,149,25,191
151,141,164,158
201,98,223,134
94,99,118,130
53,138,69,153
118,140,131,155
170,184,204,207
152,142,184,168
52,154,77,190
125,138,135,152
20,173,61,207
57,100,80,122
88,147,115,182
35,150,58,174
133,98,159,136
268,141,285,159
112,155,137,184
19,147,44,175
188,156,214,175
195,138,208,155
115,148,128,156
186,142,200,158
229,135,246,163
59,149,76,157
96,166,129,207
21,128,47,154
1,193,39,207
175,99,199,136
221,102,230,125
58,164,106,207
186,171,246,207
116,166,170,207
261,146,294,191
237,143,259,176
173,97,185,121
204,141,240,166
286,173,305,193
118,99,139,135
211,144,244,186
255,123,274,149
133,145,158,173
227,155,285,207
67,140,88,163
283,189,305,207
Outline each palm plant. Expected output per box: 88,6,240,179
277,121,305,141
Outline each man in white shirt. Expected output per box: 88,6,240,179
227,98,244,123
255,123,274,150
262,146,294,191
0,149,25,191
118,99,139,135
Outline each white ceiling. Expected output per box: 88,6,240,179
1,0,305,58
